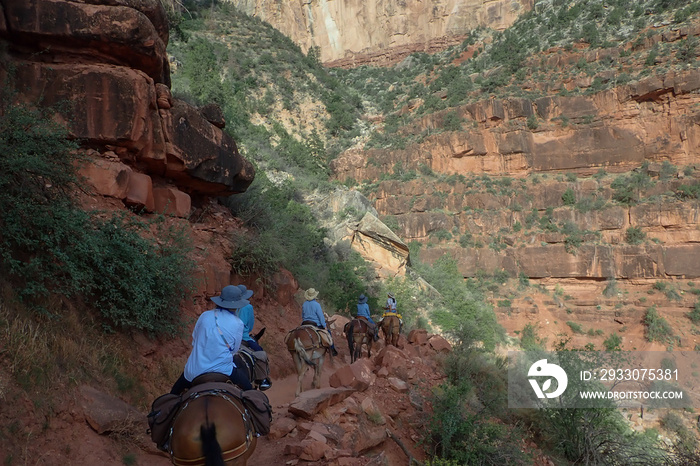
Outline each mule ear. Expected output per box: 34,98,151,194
253,327,266,341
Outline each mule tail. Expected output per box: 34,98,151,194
346,323,355,358
294,337,316,367
200,423,225,466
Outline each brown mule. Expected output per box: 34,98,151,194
380,315,401,347
344,318,374,363
285,326,330,397
170,392,257,466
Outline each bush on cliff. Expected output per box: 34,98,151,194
0,99,194,334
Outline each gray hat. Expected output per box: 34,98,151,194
358,294,368,304
237,284,254,300
211,285,249,309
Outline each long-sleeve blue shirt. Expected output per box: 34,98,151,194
236,303,255,342
302,299,326,327
184,307,243,381
356,302,374,324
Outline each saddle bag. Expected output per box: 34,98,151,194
147,392,182,451
241,389,272,436
238,346,270,382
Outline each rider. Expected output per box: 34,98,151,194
236,284,272,390
386,292,397,313
356,293,378,341
381,292,403,327
170,285,253,394
301,288,338,356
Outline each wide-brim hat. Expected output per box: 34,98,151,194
387,292,395,298
358,294,368,304
237,284,254,300
211,285,249,309
305,288,319,301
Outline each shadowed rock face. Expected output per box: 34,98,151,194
0,0,254,199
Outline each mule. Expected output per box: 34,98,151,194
285,326,330,397
344,318,374,363
170,391,257,466
380,315,401,347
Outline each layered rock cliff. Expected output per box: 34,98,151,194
228,0,533,66
0,0,254,206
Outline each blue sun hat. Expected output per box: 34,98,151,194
358,294,368,304
211,285,249,309
237,284,254,300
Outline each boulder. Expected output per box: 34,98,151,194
387,377,409,393
125,172,155,212
299,440,330,461
297,422,345,445
288,388,355,420
268,416,297,440
200,103,226,129
360,397,386,425
80,158,132,199
79,385,143,435
428,335,452,353
164,101,255,196
329,359,375,391
153,186,191,218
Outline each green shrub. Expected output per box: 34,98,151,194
228,230,282,285
442,110,463,131
603,332,623,351
625,227,646,245
0,100,194,334
520,323,540,350
562,188,576,206
603,278,619,298
432,229,453,242
527,114,538,130
687,300,700,324
518,272,530,288
644,306,678,345
676,182,700,200
418,256,504,350
425,342,529,465
566,321,584,334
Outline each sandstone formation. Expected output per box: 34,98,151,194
228,0,534,65
331,67,700,183
307,188,409,277
0,0,255,210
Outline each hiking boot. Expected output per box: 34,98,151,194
331,346,339,357
258,378,272,391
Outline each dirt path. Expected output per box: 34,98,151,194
249,355,348,465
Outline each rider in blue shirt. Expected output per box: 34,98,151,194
235,284,271,390
170,285,252,394
356,294,378,341
236,285,261,351
301,288,338,356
